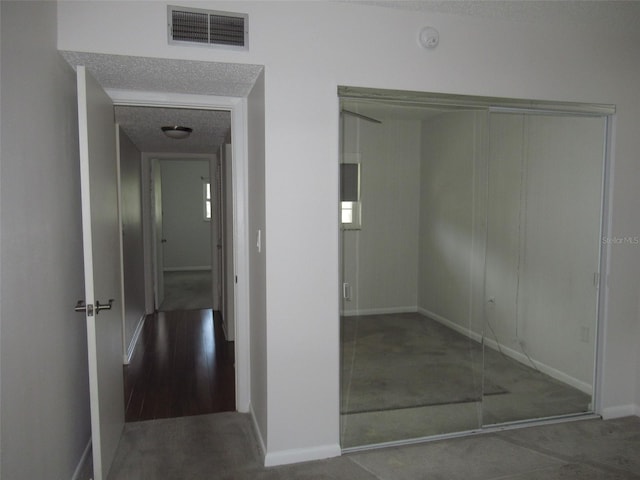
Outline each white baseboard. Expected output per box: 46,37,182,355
71,438,92,480
484,334,593,395
249,404,340,467
418,307,483,343
418,308,593,395
163,266,211,272
249,404,267,461
341,306,417,317
221,319,235,341
601,404,640,419
124,314,146,365
264,443,341,467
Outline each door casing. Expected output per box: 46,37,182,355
115,89,251,413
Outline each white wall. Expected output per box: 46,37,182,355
511,114,604,389
341,114,421,315
118,127,146,359
483,113,603,391
246,71,268,454
418,111,483,331
160,159,212,270
1,2,91,478
57,0,640,461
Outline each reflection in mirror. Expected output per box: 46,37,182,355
482,112,604,425
339,89,610,449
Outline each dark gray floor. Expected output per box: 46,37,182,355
107,413,640,479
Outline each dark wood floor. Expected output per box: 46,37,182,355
124,309,235,422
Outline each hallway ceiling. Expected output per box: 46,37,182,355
114,106,230,154
60,51,263,153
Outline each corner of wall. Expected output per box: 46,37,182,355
70,440,93,480
264,444,341,468
600,404,640,420
249,403,267,461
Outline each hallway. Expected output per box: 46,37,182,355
124,309,235,422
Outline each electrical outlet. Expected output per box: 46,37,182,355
342,282,351,301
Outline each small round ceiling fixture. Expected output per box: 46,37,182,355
161,125,193,139
418,26,439,49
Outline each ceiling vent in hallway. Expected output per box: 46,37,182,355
168,6,248,50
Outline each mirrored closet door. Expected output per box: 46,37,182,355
482,112,605,426
338,87,611,449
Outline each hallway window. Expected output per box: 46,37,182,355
204,179,212,220
340,162,361,229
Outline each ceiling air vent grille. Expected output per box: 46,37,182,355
168,6,248,50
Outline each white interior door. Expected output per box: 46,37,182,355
151,158,165,309
76,65,125,480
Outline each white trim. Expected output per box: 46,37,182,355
249,403,266,460
115,125,128,367
124,314,146,365
417,307,483,343
264,444,341,467
594,113,615,417
601,404,640,419
232,97,251,413
119,88,250,414
163,266,212,272
341,306,417,317
418,308,593,395
71,438,92,480
140,155,155,315
483,334,593,396
107,89,242,110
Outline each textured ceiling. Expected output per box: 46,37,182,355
114,106,231,154
60,51,262,97
348,1,640,33
61,51,263,153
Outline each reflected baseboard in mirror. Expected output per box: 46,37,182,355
340,313,591,448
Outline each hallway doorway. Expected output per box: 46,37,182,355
115,105,237,423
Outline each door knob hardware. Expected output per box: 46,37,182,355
95,298,114,314
74,300,94,317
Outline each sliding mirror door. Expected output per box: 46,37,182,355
339,102,487,447
338,87,611,450
482,112,606,425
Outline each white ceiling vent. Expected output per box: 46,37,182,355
168,5,248,50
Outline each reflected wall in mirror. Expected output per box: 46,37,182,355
339,88,611,449
483,113,604,425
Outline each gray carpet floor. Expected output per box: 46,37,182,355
106,413,640,479
341,313,591,447
160,271,213,311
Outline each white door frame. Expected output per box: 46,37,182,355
113,89,251,413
